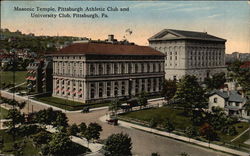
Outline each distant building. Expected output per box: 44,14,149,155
26,58,52,94
47,36,165,103
226,52,250,63
209,89,249,120
148,29,226,81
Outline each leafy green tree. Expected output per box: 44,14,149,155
67,123,79,136
204,72,226,90
33,131,51,147
103,133,132,156
199,123,218,142
53,111,68,129
109,98,121,115
185,126,198,139
79,122,87,135
161,79,177,101
41,132,72,156
174,75,207,115
149,117,158,129
162,119,175,133
138,91,148,109
3,109,25,140
86,123,102,140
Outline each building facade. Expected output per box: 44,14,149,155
208,89,249,120
26,58,53,94
148,29,226,81
47,42,165,103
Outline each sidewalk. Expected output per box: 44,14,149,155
0,90,108,113
99,115,249,156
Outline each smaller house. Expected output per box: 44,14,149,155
209,89,249,120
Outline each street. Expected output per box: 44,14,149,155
0,91,229,156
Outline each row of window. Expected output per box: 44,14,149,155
89,62,164,76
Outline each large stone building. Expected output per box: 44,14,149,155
148,29,226,81
47,40,165,103
26,58,53,94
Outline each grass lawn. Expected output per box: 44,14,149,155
0,107,9,119
34,96,110,111
1,71,27,86
119,107,192,130
232,129,250,149
119,107,250,146
0,129,40,155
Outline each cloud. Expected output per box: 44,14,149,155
207,14,222,19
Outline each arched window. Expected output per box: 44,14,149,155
121,63,125,74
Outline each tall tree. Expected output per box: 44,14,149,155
161,79,177,101
204,72,226,90
109,98,121,115
174,75,207,115
103,133,132,156
3,109,25,140
138,91,148,109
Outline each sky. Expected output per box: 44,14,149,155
1,1,250,54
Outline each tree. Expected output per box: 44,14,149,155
185,126,198,140
33,131,51,147
199,123,218,142
79,122,87,135
109,98,121,115
103,133,132,156
86,123,102,140
204,72,226,90
138,91,148,109
149,117,158,129
174,75,207,115
3,109,25,140
53,111,68,130
162,119,175,133
41,132,72,156
161,79,177,101
67,123,79,136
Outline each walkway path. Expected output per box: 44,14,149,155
231,128,250,142
100,115,249,156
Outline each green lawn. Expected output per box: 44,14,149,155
1,71,27,87
0,107,9,119
119,107,250,147
119,107,192,130
0,129,40,155
232,129,250,149
34,96,110,111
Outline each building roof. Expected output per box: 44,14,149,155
210,90,246,103
47,43,164,56
148,29,226,42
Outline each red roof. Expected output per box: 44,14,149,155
47,43,164,56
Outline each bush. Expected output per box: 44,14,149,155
33,131,51,146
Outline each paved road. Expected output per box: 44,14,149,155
1,91,229,156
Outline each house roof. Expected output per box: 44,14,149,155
47,43,165,56
148,29,226,42
210,90,246,103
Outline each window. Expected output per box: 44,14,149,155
114,63,118,74
90,64,95,75
141,63,144,73
99,64,103,75
107,64,111,74
135,64,138,73
128,63,132,73
121,63,125,74
214,98,217,103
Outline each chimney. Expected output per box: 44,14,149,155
108,34,114,42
